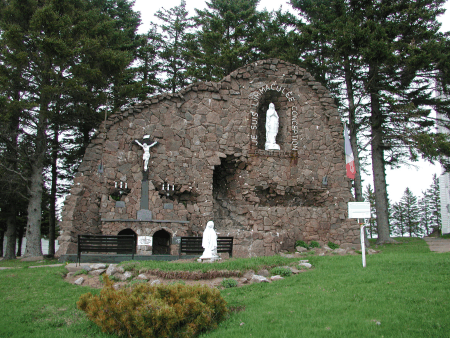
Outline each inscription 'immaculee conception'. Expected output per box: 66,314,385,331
248,81,299,152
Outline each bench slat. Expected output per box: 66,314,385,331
179,236,233,258
78,235,136,265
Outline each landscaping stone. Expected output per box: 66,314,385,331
242,270,255,280
296,246,308,253
151,279,161,286
257,269,270,277
289,267,301,274
136,274,149,280
106,264,124,276
74,277,84,285
270,275,284,281
89,269,106,276
117,271,133,281
91,263,107,270
299,262,312,269
333,248,347,255
251,275,270,283
81,265,92,272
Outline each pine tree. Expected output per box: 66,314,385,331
391,202,406,237
363,184,377,238
189,0,266,81
290,0,450,244
427,174,442,234
400,188,421,237
419,190,432,237
0,0,142,256
155,1,194,93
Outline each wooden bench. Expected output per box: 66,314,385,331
179,236,233,259
77,234,136,265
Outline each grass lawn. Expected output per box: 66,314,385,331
1,238,449,338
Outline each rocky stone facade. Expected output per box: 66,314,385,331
56,59,359,258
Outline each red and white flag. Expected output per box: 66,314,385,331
344,124,356,179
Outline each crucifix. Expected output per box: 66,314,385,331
134,135,158,172
133,135,158,220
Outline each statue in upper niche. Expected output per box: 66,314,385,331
265,103,280,150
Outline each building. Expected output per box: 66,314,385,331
56,59,360,258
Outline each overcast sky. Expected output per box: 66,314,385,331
132,0,450,203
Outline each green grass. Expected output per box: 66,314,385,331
0,257,61,268
201,238,450,338
0,238,449,338
121,255,302,273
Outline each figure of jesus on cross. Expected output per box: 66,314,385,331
134,135,158,171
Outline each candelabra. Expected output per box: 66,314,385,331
160,182,175,197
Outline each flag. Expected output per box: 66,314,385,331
344,124,356,179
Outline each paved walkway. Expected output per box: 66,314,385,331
424,237,450,253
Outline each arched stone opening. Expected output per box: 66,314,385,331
152,229,171,255
212,155,246,229
118,228,137,253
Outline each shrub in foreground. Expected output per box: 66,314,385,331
77,276,228,338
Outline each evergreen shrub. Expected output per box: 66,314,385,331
221,278,238,288
295,240,308,249
270,266,292,277
77,276,228,338
309,241,320,248
327,241,339,250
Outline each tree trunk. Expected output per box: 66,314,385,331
24,108,47,257
369,66,394,244
16,224,24,257
0,230,3,257
4,206,17,260
344,57,363,202
48,126,59,256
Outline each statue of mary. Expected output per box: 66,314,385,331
265,103,280,150
199,221,219,261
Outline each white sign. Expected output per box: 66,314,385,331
138,236,152,246
348,202,371,219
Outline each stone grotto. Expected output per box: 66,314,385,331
56,58,360,258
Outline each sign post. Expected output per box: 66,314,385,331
348,202,371,268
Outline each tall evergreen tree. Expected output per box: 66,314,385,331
400,188,421,237
290,0,450,244
189,0,266,81
363,184,377,238
391,202,406,237
419,190,432,237
0,0,142,256
427,173,442,234
155,1,194,93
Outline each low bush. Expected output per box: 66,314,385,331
295,240,308,249
77,276,228,338
327,241,340,250
309,241,320,248
270,266,292,277
221,278,238,288
121,261,140,271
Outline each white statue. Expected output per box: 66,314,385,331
135,136,158,171
265,103,280,150
199,221,219,260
